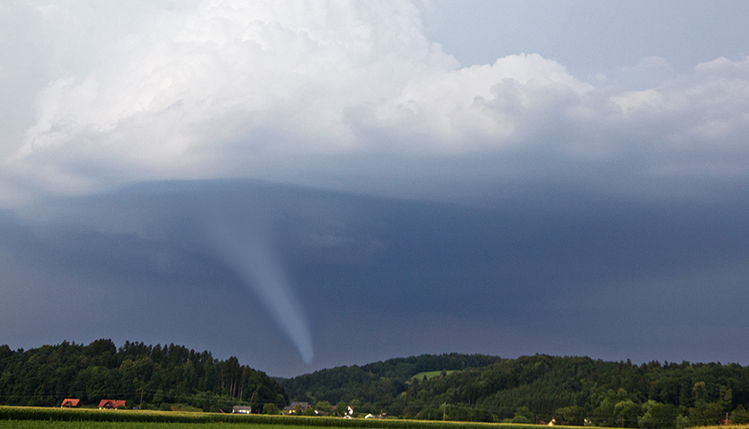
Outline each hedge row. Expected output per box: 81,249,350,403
0,407,557,429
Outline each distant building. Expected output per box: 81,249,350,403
60,398,80,408
232,406,252,414
98,400,127,409
283,402,310,414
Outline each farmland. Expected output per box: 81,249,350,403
0,406,542,429
1,407,748,429
1,423,281,429
0,423,310,429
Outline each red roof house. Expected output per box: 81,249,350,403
98,399,127,409
61,398,80,408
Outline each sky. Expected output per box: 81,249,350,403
1,0,749,377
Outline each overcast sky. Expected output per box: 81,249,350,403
2,0,749,377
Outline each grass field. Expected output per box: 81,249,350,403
410,370,455,381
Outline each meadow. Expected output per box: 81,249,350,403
409,370,456,381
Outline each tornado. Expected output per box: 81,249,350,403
208,219,314,364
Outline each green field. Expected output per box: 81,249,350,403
2,407,743,429
0,406,545,429
0,423,280,429
0,418,743,429
410,370,455,381
0,421,538,429
0,423,366,429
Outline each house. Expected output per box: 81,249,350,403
98,400,127,409
282,402,310,414
232,406,252,414
60,398,80,408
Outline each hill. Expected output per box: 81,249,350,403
282,354,749,427
278,353,502,405
0,339,287,411
5,341,749,428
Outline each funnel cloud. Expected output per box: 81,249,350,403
2,0,749,377
208,219,313,364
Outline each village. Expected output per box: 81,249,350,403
58,398,387,419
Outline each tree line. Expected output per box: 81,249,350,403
279,353,502,407
5,340,749,427
280,354,749,427
0,339,287,412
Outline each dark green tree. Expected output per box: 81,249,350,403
263,403,280,414
638,400,678,428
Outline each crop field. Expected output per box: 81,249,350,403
1,423,280,429
0,422,542,429
0,423,326,429
0,419,746,429
6,407,745,429
0,406,545,429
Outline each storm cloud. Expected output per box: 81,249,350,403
2,180,749,376
2,1,749,376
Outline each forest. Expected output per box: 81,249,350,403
280,354,749,427
4,340,749,428
279,353,502,406
0,339,287,412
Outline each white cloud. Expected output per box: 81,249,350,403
617,56,673,77
3,0,749,204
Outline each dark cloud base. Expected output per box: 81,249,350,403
1,179,748,376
